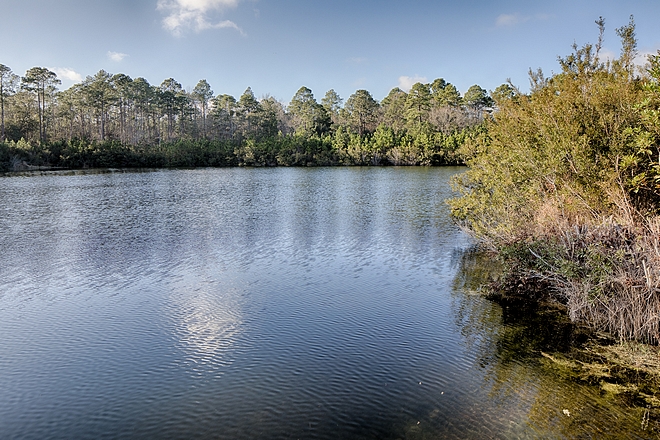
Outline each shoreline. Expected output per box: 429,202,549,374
460,244,660,426
482,250,660,425
0,162,466,177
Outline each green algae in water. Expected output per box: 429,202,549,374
452,249,660,438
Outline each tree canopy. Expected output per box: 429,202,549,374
0,62,493,169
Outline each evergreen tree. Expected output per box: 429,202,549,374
21,67,60,142
0,64,19,141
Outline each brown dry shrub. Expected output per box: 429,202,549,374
509,211,660,344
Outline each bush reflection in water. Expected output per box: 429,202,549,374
0,167,655,439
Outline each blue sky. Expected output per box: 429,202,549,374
2,0,659,103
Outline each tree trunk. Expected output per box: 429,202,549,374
1,83,5,142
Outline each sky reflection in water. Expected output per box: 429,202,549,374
0,167,651,439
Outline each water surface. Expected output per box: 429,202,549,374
0,167,651,439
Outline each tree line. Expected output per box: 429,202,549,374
0,64,498,170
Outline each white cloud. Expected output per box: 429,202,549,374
496,13,552,28
346,57,368,64
107,51,128,62
599,48,617,63
496,13,529,27
157,0,245,36
636,46,660,66
50,67,82,82
398,75,428,92
214,20,243,33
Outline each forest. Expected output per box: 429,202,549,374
0,63,496,170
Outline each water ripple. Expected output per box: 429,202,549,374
0,168,649,439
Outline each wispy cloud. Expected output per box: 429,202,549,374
157,0,245,36
496,13,552,28
398,75,427,92
352,77,367,88
50,67,82,82
214,20,243,33
496,13,529,27
107,51,128,62
346,57,368,65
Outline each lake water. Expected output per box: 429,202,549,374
0,167,651,439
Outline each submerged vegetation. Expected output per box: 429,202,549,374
0,61,493,170
450,16,660,348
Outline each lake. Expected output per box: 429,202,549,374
0,167,650,439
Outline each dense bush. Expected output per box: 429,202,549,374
1,122,482,171
449,18,660,344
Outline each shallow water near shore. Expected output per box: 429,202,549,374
0,167,654,439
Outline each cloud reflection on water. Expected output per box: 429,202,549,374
166,274,245,375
